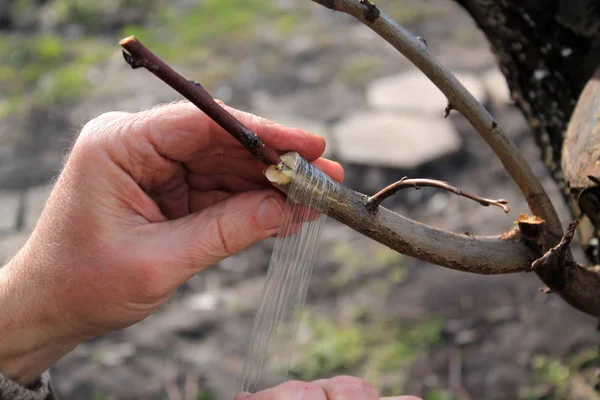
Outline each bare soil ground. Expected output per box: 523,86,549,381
2,1,598,399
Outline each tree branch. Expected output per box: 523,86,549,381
309,0,563,241
531,221,579,270
366,177,510,213
309,0,600,318
267,153,532,275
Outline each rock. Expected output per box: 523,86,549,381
0,191,21,232
367,70,487,115
99,343,137,367
186,292,220,311
482,68,512,108
332,111,461,169
282,34,315,57
24,184,53,232
434,42,496,71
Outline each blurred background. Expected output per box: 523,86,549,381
0,0,598,399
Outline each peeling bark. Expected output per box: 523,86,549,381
562,68,600,262
454,0,600,262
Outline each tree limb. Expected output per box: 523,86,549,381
310,0,600,318
119,36,281,166
267,153,532,275
531,221,579,270
310,0,563,241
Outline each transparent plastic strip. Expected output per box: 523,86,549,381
240,154,336,393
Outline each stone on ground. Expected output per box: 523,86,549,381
482,67,512,107
0,191,21,232
0,233,28,263
366,70,487,115
332,112,461,169
24,184,53,231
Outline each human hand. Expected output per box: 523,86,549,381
0,102,343,385
235,377,422,400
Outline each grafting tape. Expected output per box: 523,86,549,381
240,153,337,392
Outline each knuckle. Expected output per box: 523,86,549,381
130,257,167,302
77,111,131,147
270,381,327,400
214,214,234,257
326,376,378,400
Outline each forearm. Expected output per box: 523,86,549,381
0,249,78,386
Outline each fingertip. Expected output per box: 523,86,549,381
310,133,327,160
257,194,285,231
381,397,423,400
312,158,344,183
234,392,251,400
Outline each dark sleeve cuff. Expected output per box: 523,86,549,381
0,370,53,400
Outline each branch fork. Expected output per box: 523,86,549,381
531,221,579,271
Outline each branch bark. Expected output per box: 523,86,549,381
267,153,531,275
562,67,600,262
311,0,562,243
310,0,600,318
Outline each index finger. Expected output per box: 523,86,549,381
132,101,328,162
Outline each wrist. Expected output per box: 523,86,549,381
0,247,80,386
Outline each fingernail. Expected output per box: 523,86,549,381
258,197,283,230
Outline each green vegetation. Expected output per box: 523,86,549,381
290,311,444,396
0,32,112,116
197,388,213,400
378,0,435,24
120,0,302,62
329,241,404,288
340,57,383,85
425,391,461,400
0,0,307,117
519,348,600,400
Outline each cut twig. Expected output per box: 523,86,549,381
517,213,546,242
531,221,579,270
119,36,280,166
366,177,510,213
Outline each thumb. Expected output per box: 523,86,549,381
164,189,285,273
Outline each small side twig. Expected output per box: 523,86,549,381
531,220,579,270
366,177,510,213
444,102,454,118
119,36,280,166
359,0,380,22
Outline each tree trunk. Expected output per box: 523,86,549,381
454,0,600,262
